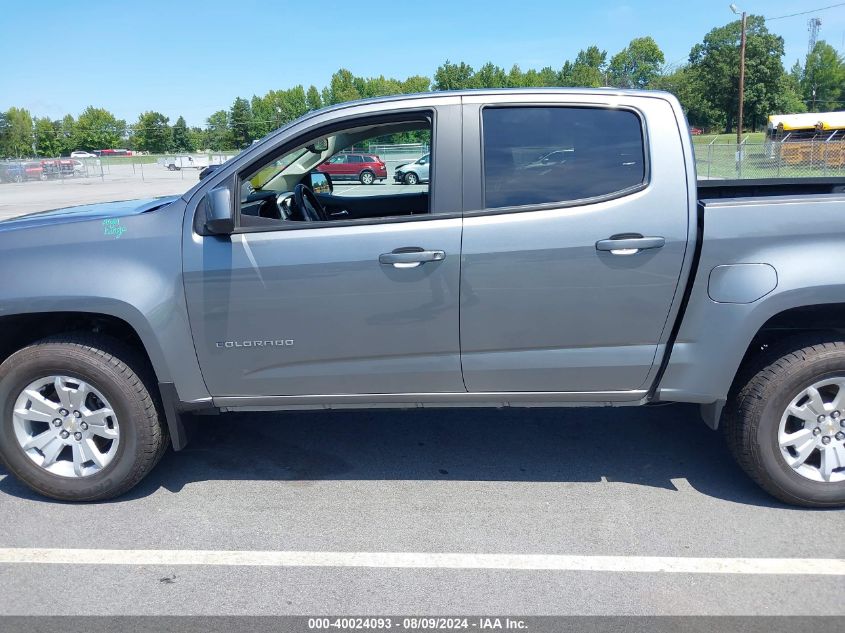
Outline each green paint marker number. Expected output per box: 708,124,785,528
102,218,127,239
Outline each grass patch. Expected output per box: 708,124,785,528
692,132,765,145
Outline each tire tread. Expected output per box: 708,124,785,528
0,333,168,501
724,335,845,507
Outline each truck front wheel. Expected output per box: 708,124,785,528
724,337,845,507
0,335,168,501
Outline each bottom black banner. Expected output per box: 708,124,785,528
0,616,840,633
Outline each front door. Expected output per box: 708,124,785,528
458,98,690,394
184,106,465,397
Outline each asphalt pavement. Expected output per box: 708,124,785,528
1,403,843,615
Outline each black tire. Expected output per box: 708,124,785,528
0,335,168,501
359,170,375,185
167,164,176,171
13,174,22,183
404,172,419,185
723,335,845,507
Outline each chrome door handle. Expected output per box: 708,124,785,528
379,248,446,268
596,234,665,256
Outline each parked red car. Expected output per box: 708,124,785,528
316,153,387,184
689,126,703,135
24,162,45,180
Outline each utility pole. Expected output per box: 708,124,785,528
730,4,747,178
730,4,747,145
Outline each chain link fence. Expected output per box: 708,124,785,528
0,153,237,186
6,140,841,200
695,141,845,180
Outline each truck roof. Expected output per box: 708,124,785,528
314,87,676,112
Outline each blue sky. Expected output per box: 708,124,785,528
1,0,843,127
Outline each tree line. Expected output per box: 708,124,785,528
1,15,843,158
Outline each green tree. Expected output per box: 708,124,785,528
171,116,194,152
281,85,308,121
250,94,274,138
322,69,362,105
306,85,322,111
189,126,207,152
689,15,787,132
4,107,34,157
773,72,807,115
132,111,171,153
609,36,665,89
400,75,431,93
0,112,8,156
33,117,61,156
73,106,125,151
56,115,76,155
206,110,232,151
433,60,475,90
653,66,724,130
801,41,845,112
570,46,607,87
473,62,508,88
229,97,253,149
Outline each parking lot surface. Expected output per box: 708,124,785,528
1,404,843,615
0,170,424,220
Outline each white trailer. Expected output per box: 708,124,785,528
159,155,209,171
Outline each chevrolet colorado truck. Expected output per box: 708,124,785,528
1,89,845,506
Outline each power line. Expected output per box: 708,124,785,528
766,2,845,21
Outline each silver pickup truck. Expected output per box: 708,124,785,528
1,89,844,506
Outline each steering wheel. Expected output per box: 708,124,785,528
294,184,328,222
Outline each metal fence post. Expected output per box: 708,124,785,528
823,142,828,177
707,143,712,179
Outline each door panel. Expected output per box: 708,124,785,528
184,219,463,396
459,99,690,393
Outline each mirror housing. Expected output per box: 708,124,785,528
308,171,333,194
306,138,329,153
204,185,234,234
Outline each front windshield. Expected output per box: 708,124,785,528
251,147,310,190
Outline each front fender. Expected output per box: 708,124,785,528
0,200,209,403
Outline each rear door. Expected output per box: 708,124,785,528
459,95,691,394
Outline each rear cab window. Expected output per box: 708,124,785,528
481,106,647,210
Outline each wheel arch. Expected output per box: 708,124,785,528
0,307,192,450
680,302,845,429
0,306,170,384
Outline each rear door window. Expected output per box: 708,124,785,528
481,106,646,209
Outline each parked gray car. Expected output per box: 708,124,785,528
394,153,430,184
1,89,845,505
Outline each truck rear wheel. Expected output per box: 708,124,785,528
724,337,845,507
0,335,168,501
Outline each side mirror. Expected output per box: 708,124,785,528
204,185,234,234
308,171,333,194
306,138,329,153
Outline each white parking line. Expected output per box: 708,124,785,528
0,549,843,575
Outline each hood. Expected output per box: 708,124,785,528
0,196,178,232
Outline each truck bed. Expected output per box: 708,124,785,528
698,177,845,200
